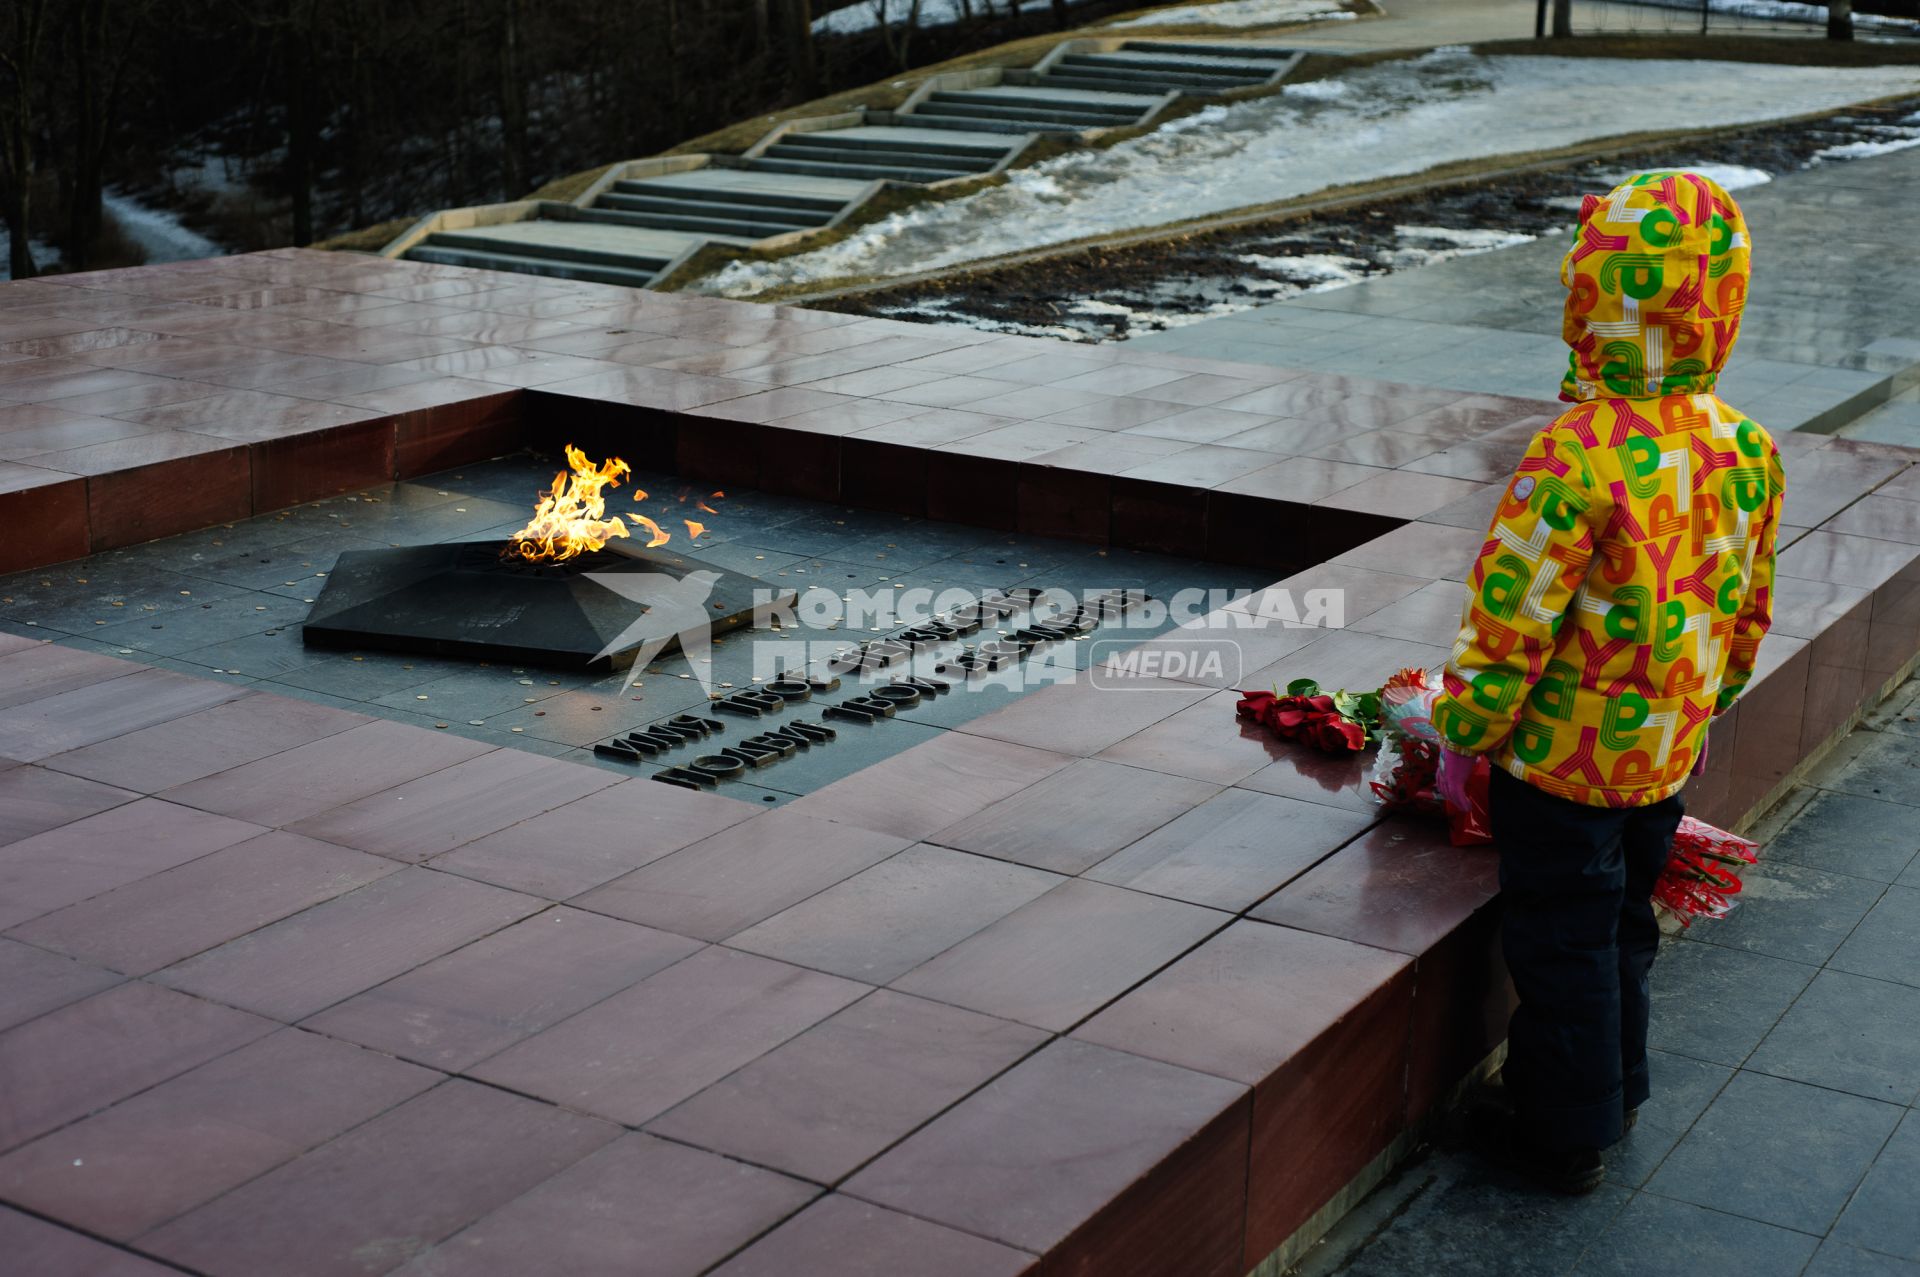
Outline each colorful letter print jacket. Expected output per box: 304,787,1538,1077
1431,171,1786,808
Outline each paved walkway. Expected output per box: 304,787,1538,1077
1293,677,1920,1277
1283,0,1808,51
1131,145,1920,434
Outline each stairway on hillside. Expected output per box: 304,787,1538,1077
397,37,1301,290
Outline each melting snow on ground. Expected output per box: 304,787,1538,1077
1812,109,1920,161
1613,0,1918,31
814,0,1094,36
102,187,226,263
697,50,1920,298
1103,0,1354,29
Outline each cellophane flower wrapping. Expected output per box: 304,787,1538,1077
1366,674,1493,845
1654,817,1760,926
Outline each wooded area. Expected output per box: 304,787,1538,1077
0,0,1110,277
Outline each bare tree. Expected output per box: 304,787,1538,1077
0,0,49,277
1828,0,1854,39
61,0,149,268
1552,0,1573,37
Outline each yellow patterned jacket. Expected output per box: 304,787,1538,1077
1430,171,1786,808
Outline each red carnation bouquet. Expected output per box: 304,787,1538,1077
1237,666,1758,923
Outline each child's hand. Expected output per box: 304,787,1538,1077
1438,747,1474,813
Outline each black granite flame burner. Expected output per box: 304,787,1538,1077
301,540,794,671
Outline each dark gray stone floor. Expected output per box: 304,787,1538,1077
1135,147,1920,436
0,454,1261,803
1292,677,1920,1277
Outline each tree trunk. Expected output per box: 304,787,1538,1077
1052,0,1071,30
0,0,48,278
285,30,315,245
1550,0,1573,37
498,0,528,197
1828,0,1854,39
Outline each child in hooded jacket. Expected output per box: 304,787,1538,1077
1430,170,1786,1194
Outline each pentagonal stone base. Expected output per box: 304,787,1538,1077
301,541,792,671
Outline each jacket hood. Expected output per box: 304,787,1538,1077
1559,170,1751,402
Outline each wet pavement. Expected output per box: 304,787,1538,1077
1290,677,1920,1277
1129,145,1920,433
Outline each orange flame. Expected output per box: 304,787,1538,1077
506,445,636,563
685,519,706,539
633,515,670,549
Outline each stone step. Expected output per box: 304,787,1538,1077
1122,39,1300,60
742,154,972,183
406,243,660,289
632,168,872,203
765,140,999,174
611,178,846,214
577,203,820,239
876,114,1051,137
421,229,674,273
915,97,1147,130
1061,52,1273,79
932,88,1154,117
777,132,1010,162
587,189,829,226
1040,64,1267,93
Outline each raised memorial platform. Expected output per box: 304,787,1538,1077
1,250,1916,1277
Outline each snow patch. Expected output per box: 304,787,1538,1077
698,51,1920,298
1104,0,1354,30
815,0,1095,36
103,187,226,263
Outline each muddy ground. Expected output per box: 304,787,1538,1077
808,97,1920,341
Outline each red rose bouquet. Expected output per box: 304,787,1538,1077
1236,667,1757,919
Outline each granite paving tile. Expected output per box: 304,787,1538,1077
1749,967,1920,1104
1603,1048,1735,1188
0,765,137,848
1804,1241,1920,1276
285,748,619,863
1568,1192,1818,1277
159,719,495,826
1092,689,1293,784
0,1026,438,1240
844,1037,1250,1275
0,936,122,1032
782,732,1074,842
1698,859,1888,967
0,797,266,930
1828,883,1920,989
647,988,1045,1183
153,867,544,1020
1647,1068,1902,1235
0,981,274,1153
1250,822,1503,955
303,906,700,1070
951,674,1211,758
709,1194,1037,1277
38,692,368,793
891,879,1224,1032
0,1207,180,1277
1831,1108,1920,1262
428,779,759,899
0,665,251,762
1075,919,1414,1262
927,757,1220,875
1766,789,1920,882
7,830,401,975
1646,939,1819,1068
392,1132,816,1277
569,810,912,942
469,945,868,1126
726,844,1061,983
138,1079,619,1277
1084,786,1372,912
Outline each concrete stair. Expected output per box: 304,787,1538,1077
398,38,1300,289
1038,42,1298,94
904,85,1163,134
